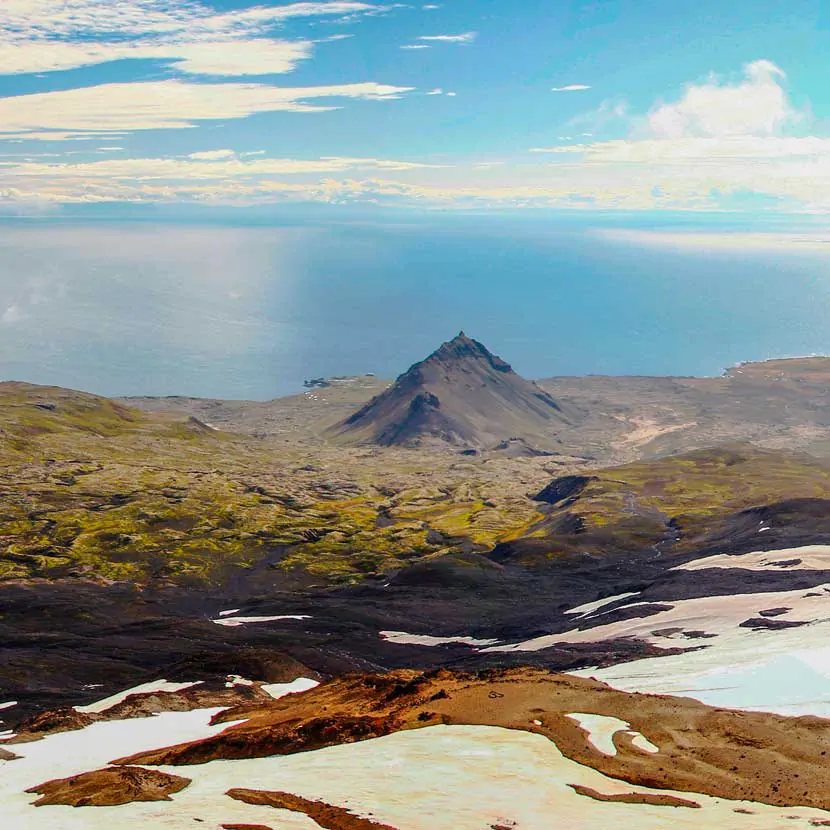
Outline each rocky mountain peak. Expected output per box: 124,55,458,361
328,332,574,449
428,332,513,373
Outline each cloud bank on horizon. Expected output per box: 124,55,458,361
0,0,828,214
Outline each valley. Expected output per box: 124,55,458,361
6,335,830,827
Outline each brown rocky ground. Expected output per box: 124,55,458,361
116,667,830,813
26,766,191,806
227,789,399,830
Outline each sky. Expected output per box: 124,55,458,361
1,0,830,213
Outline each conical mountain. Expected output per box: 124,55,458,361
328,332,574,449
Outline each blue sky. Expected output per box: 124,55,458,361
1,0,830,213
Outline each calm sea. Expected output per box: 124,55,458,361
2,215,830,399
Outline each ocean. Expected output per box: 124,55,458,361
2,214,830,400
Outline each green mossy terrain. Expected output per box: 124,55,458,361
0,383,549,586
5,382,828,587
508,444,830,562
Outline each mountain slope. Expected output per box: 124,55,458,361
328,332,576,449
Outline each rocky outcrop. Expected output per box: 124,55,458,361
26,766,191,807
227,789,399,829
568,785,700,809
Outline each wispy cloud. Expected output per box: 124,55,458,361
400,44,431,50
551,84,591,92
0,153,448,205
416,32,477,44
0,80,413,139
0,1,382,76
3,56,827,214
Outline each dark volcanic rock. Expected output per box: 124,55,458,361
533,475,597,505
739,617,809,631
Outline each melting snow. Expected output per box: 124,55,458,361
675,545,830,572
225,675,255,688
564,592,641,618
485,584,830,655
75,680,202,714
380,631,501,647
6,724,826,829
211,615,310,627
262,677,320,699
630,733,660,754
565,714,656,756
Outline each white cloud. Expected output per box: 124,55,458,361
648,60,797,138
0,38,314,76
188,149,237,160
0,80,413,138
416,32,477,44
513,58,830,212
0,1,381,76
0,131,128,142
1,56,827,214
560,98,630,135
552,85,591,92
401,44,431,50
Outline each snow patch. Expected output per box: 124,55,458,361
262,677,320,700
630,733,660,754
567,713,658,757
675,545,830,572
380,631,501,647
564,592,641,618
225,675,255,688
2,720,827,828
566,714,630,756
485,584,830,654
211,614,310,627
75,680,202,714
